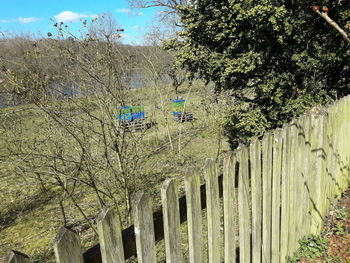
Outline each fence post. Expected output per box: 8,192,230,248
238,145,251,263
262,132,272,263
204,158,221,263
250,138,262,263
53,227,84,263
134,191,157,263
184,169,202,263
162,178,182,263
271,129,283,263
96,207,125,263
223,152,236,263
5,250,30,263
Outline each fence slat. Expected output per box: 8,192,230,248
184,169,202,263
204,158,221,263
301,114,311,238
288,122,298,252
344,98,350,189
134,191,157,263
295,119,304,243
319,113,329,219
262,132,272,263
327,102,340,199
5,250,30,263
271,129,282,263
340,101,348,191
238,145,251,263
309,114,327,234
223,152,236,263
96,207,125,263
250,138,262,263
162,178,182,263
53,227,84,263
337,101,345,192
280,124,290,263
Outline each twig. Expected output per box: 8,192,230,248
312,6,350,43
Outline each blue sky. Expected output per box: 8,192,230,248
0,0,159,45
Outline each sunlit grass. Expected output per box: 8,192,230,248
0,81,230,261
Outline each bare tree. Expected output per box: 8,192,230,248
0,15,151,228
129,0,198,10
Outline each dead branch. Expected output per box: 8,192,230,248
312,6,350,43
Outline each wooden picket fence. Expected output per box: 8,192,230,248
5,95,350,263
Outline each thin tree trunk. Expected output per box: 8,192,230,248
59,200,68,226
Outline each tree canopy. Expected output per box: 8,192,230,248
164,0,350,147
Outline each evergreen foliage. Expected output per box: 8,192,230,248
164,0,350,147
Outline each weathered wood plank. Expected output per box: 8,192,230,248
204,158,221,263
325,105,335,205
262,132,272,263
339,101,347,191
223,151,236,263
309,113,327,234
5,250,30,263
184,169,202,263
319,112,329,219
344,97,350,189
96,207,125,263
53,227,84,263
301,114,311,238
280,124,290,263
162,178,182,263
295,119,304,243
332,102,342,197
288,121,298,253
327,102,340,200
134,191,157,263
250,138,262,263
271,129,282,263
238,145,251,263
83,174,225,263
341,99,350,189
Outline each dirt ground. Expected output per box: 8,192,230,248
299,189,350,263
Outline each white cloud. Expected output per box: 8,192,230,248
54,11,96,23
0,19,11,23
133,25,140,29
136,12,143,16
17,17,40,23
116,8,132,14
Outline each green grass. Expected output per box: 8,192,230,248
0,81,230,261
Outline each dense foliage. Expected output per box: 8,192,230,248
165,0,350,147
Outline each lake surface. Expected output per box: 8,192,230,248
0,73,169,109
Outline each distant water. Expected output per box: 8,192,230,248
0,97,6,108
0,73,170,109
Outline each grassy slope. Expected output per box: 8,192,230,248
0,82,230,262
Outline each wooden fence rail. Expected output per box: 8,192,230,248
5,96,350,263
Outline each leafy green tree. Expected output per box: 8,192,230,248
164,0,350,147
